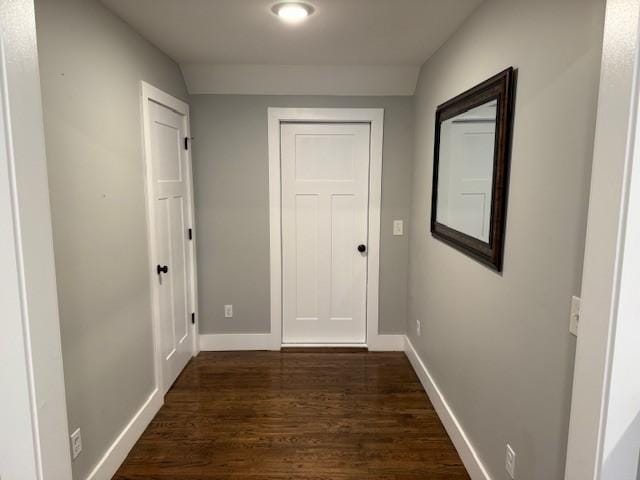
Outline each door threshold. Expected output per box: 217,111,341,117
281,343,369,353
281,343,368,348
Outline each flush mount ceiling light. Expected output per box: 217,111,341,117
271,2,315,23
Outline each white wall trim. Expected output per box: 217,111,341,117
0,9,72,479
267,107,385,350
85,389,162,480
199,334,405,352
140,81,199,394
200,334,278,351
404,337,493,480
368,334,406,352
181,64,419,96
565,1,640,479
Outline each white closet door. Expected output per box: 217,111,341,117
149,101,193,392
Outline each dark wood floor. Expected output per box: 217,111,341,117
114,351,470,480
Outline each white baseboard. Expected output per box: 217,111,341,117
199,333,278,351
199,333,406,352
85,389,162,480
281,343,368,348
404,337,492,480
368,334,406,351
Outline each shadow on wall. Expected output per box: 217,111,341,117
602,411,640,480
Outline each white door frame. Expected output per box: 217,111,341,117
565,0,640,478
267,107,386,350
140,82,199,395
0,4,72,477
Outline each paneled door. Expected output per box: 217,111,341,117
281,123,370,344
441,118,496,242
147,99,194,394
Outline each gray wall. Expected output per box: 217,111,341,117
34,0,188,478
407,1,604,479
190,95,414,335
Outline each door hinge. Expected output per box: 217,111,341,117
184,136,193,150
191,312,196,325
188,228,193,240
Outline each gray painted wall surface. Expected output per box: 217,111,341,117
190,95,414,335
35,0,188,477
407,1,604,479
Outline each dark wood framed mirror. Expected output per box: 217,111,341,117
430,67,516,272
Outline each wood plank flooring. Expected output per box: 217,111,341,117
113,351,470,480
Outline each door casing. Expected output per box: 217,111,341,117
140,82,199,395
267,108,385,349
0,26,72,479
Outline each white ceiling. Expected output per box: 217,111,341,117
100,0,484,95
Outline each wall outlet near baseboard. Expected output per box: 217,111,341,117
224,304,233,318
506,444,516,478
70,428,82,460
416,320,421,336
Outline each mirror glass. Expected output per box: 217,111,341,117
435,99,497,242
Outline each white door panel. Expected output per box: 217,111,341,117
281,123,370,344
447,121,495,241
149,101,193,393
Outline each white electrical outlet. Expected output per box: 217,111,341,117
570,295,581,336
224,304,233,318
393,220,404,236
569,296,581,336
505,444,516,479
70,428,82,460
416,320,421,336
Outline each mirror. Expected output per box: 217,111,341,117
431,68,515,271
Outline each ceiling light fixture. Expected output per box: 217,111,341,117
272,2,315,23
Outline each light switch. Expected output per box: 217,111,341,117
393,220,404,236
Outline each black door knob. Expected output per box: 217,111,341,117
357,244,367,253
157,264,169,275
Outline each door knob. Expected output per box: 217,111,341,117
157,264,169,275
357,244,367,253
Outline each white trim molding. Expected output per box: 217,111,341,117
368,334,406,352
0,8,72,479
267,107,386,351
200,334,277,351
404,337,492,480
565,1,640,478
85,390,162,480
198,334,405,352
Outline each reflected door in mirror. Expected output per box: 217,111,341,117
436,100,497,242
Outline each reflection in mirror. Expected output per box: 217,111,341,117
436,100,497,242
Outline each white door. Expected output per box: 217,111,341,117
148,100,194,393
281,123,370,344
446,120,495,241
